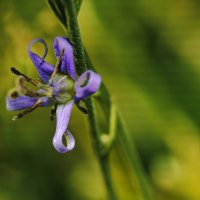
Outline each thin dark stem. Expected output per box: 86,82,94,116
11,67,38,86
51,49,65,79
12,99,42,121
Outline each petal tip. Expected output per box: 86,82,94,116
53,130,75,153
75,70,102,101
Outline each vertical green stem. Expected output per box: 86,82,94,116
63,0,118,199
47,1,153,199
86,98,118,200
84,53,153,200
117,117,153,200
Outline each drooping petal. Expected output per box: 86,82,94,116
74,70,101,102
6,96,51,111
53,37,76,80
28,38,54,83
53,101,75,153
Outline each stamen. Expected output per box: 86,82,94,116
11,67,38,86
13,76,45,98
12,99,42,120
50,104,57,121
50,49,65,79
25,89,42,98
15,76,26,86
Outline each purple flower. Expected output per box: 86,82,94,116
6,36,101,153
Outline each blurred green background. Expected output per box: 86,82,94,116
0,0,200,199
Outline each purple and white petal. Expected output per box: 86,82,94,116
53,101,75,153
28,38,54,83
6,96,38,111
6,96,52,111
53,37,76,80
74,70,101,102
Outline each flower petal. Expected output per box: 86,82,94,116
28,38,54,83
6,96,51,111
53,37,76,80
53,101,75,153
74,70,101,102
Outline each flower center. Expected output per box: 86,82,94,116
48,74,75,104
8,67,75,105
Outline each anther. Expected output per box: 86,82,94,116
50,49,65,79
15,76,26,86
50,104,57,121
12,99,42,120
8,88,19,99
11,67,39,86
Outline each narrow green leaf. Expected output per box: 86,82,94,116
46,0,83,29
46,0,67,26
74,0,82,13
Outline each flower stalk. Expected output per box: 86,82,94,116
47,0,154,200
85,50,154,200
62,0,118,199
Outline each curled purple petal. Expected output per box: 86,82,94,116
6,96,51,111
74,70,101,102
53,101,75,153
28,38,54,83
53,37,76,80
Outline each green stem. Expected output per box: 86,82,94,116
100,103,117,156
63,0,118,199
46,0,67,29
86,98,118,200
84,53,153,200
117,117,153,200
100,155,118,200
46,0,153,199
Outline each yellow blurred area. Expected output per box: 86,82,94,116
0,0,200,200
